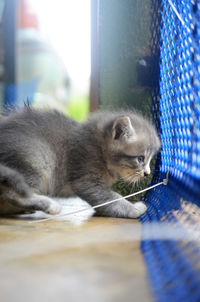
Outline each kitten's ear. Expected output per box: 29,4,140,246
112,116,137,141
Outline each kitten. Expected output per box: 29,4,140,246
0,107,160,218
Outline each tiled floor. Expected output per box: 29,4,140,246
0,198,151,302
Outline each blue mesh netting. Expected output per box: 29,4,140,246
141,1,200,301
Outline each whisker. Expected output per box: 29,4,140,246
118,171,144,189
119,174,132,183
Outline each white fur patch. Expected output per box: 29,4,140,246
132,201,147,217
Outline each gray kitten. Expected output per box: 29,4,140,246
0,107,160,218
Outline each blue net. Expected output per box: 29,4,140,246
141,1,200,301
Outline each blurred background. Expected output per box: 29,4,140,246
0,0,151,120
0,0,91,120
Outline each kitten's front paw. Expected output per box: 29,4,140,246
129,201,147,218
35,195,61,214
46,200,61,215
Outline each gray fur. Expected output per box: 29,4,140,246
0,107,160,218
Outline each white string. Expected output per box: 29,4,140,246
168,0,194,32
30,173,169,224
168,0,185,26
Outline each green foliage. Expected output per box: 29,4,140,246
67,94,89,121
113,174,152,201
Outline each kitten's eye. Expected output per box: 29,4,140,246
137,156,144,164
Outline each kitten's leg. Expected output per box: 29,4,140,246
1,191,61,214
0,163,31,196
0,163,61,215
100,199,147,218
71,181,147,218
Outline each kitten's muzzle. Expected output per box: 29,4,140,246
144,166,151,177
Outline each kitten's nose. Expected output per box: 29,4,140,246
144,166,151,177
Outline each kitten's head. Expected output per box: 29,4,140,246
104,112,160,184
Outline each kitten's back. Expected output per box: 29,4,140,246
0,108,78,195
